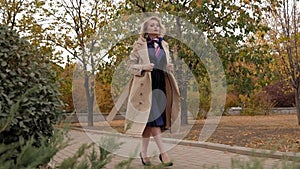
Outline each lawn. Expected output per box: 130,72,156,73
186,114,300,152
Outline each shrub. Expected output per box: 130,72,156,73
0,24,64,158
58,63,75,113
240,90,277,116
95,83,114,114
263,81,295,107
0,129,66,169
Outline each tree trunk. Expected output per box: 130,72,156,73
174,17,188,125
84,71,94,127
181,82,188,125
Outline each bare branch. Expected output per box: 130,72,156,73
134,0,146,12
47,35,83,63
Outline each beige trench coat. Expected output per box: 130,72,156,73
125,37,181,136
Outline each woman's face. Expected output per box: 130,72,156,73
146,19,160,36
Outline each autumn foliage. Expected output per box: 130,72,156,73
263,81,295,107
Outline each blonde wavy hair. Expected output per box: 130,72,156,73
140,16,166,38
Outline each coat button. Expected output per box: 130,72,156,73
140,83,144,86
140,93,143,96
139,102,142,105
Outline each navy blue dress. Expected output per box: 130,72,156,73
146,40,167,129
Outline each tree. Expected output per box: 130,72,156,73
0,0,44,31
0,0,64,63
264,0,300,124
45,0,119,126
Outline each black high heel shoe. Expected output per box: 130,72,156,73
159,154,173,167
140,152,151,166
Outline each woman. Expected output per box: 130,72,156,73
125,16,181,166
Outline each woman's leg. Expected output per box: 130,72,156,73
141,126,151,162
151,127,171,162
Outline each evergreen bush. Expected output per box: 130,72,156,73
0,24,64,163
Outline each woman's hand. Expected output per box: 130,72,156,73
143,63,155,71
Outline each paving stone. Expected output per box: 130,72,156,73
51,129,299,169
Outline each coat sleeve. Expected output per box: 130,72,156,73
166,44,172,64
164,42,174,73
127,42,145,77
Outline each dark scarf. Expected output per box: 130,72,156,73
146,36,163,46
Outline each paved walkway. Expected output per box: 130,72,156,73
51,129,299,169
